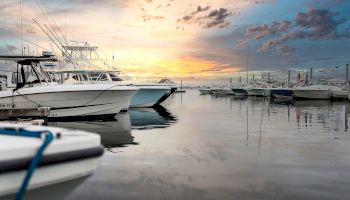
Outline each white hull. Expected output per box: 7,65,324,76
293,89,331,100
247,88,270,97
331,90,347,100
0,84,138,117
0,158,97,197
0,124,103,197
130,87,170,108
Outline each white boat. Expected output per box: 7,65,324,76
51,70,174,108
0,123,103,199
0,56,138,118
231,83,248,96
245,82,271,97
199,88,211,94
246,88,270,97
293,85,342,100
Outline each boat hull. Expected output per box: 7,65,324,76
0,84,138,118
331,90,347,100
0,124,103,197
232,88,248,96
130,87,170,108
270,89,293,99
199,89,211,94
247,88,270,97
292,89,331,100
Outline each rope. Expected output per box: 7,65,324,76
13,90,42,107
81,84,121,106
0,128,54,200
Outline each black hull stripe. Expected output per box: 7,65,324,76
0,146,104,173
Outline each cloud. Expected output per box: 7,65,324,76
244,8,350,54
203,8,234,28
178,6,235,29
142,15,165,22
177,5,211,22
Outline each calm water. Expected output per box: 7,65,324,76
54,90,350,199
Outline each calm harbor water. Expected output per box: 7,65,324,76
54,90,350,200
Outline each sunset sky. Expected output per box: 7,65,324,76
0,0,350,83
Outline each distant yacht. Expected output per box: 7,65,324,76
292,84,343,100
246,82,271,97
231,83,248,96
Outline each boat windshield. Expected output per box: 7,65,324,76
109,73,123,82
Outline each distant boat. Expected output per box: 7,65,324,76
231,83,248,96
175,80,186,93
246,82,271,97
293,85,342,100
199,88,211,94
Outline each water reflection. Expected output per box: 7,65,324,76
129,105,177,130
48,105,177,148
63,90,350,200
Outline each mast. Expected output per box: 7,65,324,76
246,43,249,83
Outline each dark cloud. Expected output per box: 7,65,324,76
177,5,211,23
244,8,350,54
178,6,234,29
203,8,234,28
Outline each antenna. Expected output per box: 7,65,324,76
19,0,23,55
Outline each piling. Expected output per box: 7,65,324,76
346,64,349,85
288,70,291,87
310,68,313,80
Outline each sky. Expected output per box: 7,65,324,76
0,0,350,84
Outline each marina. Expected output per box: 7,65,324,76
1,0,350,199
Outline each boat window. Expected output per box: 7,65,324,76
89,73,99,81
99,74,108,81
109,73,123,81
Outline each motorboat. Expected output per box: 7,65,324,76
231,83,248,96
0,123,103,199
199,87,211,95
51,70,174,108
0,56,138,118
246,82,271,97
270,88,293,99
292,85,342,100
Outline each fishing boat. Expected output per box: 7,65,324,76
51,70,173,108
292,85,342,100
0,123,103,199
0,55,138,118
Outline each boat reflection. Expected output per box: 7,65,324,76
129,105,177,130
48,105,177,148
